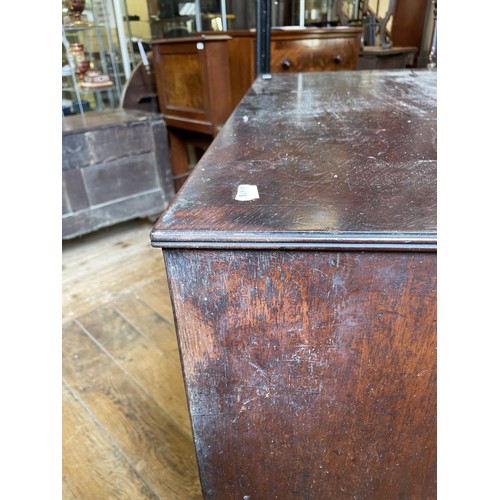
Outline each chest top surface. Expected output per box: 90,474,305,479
62,109,164,135
151,69,436,251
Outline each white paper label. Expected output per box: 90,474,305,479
196,42,204,50
235,184,259,201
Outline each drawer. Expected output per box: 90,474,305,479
270,37,359,72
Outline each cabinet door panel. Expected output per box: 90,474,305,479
156,44,209,121
163,53,205,112
153,37,233,135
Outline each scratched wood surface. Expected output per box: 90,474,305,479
151,70,437,498
152,69,436,249
165,249,437,498
62,220,203,499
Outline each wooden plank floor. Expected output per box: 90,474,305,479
62,218,203,499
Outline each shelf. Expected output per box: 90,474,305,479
62,85,115,93
62,0,130,115
63,23,106,32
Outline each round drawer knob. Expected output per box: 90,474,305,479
333,54,343,64
281,58,292,70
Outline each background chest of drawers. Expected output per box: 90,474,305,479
225,27,363,107
269,27,362,73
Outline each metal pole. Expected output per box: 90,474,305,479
427,0,437,70
194,0,202,32
221,0,228,31
256,0,271,75
111,0,132,80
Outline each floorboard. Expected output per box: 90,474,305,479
62,219,203,499
62,382,159,500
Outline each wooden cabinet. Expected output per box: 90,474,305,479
151,69,437,498
152,35,233,190
152,28,363,117
152,35,233,136
357,46,418,70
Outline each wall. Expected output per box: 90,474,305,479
368,0,392,31
125,0,152,39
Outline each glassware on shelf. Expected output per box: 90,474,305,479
80,63,114,89
62,0,130,113
64,0,91,26
69,43,90,82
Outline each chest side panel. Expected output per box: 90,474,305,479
164,248,436,499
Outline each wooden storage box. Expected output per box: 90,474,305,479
151,69,437,498
62,109,174,239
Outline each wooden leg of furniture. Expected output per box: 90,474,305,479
168,128,191,192
167,128,215,192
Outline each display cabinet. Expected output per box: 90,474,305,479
142,0,363,40
139,0,422,60
62,0,133,115
146,0,238,39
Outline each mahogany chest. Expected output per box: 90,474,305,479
151,69,437,498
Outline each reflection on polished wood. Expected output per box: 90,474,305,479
62,219,203,499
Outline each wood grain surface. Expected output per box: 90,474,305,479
63,382,158,499
165,249,437,498
152,70,436,250
152,36,233,136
